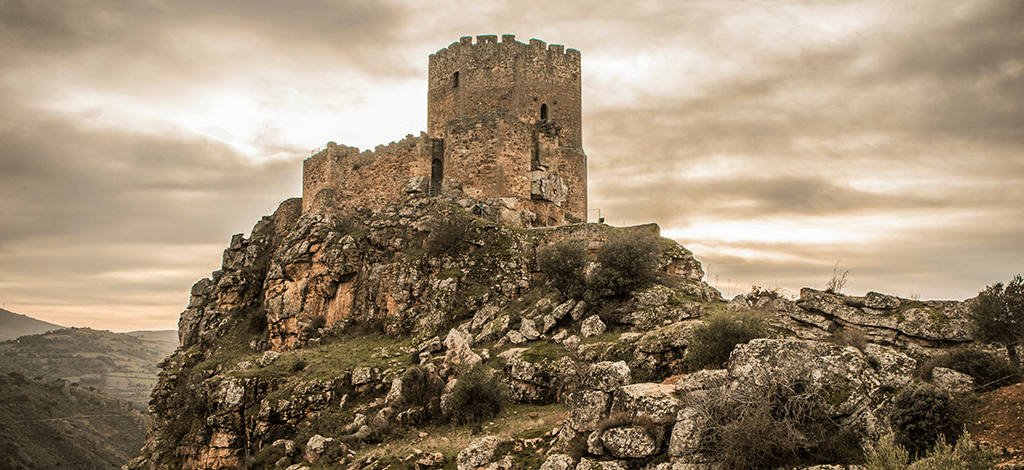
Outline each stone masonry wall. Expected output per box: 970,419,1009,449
302,134,433,214
427,34,582,148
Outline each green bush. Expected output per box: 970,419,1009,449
588,230,662,300
968,273,1024,365
425,211,472,257
865,431,992,470
537,239,588,299
688,376,863,470
449,363,506,428
400,365,442,411
924,348,1021,393
685,310,769,371
889,383,964,458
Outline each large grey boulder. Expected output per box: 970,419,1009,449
576,457,629,470
456,436,506,470
601,426,661,458
304,434,343,464
585,361,632,393
674,369,728,395
581,315,607,338
728,339,878,417
862,343,916,390
443,328,481,374
610,383,681,423
540,454,576,470
931,367,975,394
566,390,611,432
667,407,703,457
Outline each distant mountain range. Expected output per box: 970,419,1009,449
0,308,66,342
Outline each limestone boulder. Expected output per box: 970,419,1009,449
610,383,681,423
576,457,629,470
551,299,578,321
727,295,751,311
931,367,975,394
443,329,481,374
636,321,699,354
863,343,916,390
519,318,541,340
540,454,576,470
581,315,607,338
728,339,877,417
674,369,728,395
601,426,661,458
566,390,611,432
667,407,703,457
584,361,632,393
304,434,344,464
864,291,901,310
456,436,507,470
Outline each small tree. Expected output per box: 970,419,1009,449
968,274,1024,366
588,230,662,300
537,239,588,299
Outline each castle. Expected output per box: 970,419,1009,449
302,35,587,227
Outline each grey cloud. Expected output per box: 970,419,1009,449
0,106,301,246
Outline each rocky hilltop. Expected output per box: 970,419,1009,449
127,196,996,470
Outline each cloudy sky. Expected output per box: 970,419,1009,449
1,0,1021,331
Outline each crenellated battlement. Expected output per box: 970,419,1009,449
429,34,581,64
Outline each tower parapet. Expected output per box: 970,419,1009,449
428,34,582,149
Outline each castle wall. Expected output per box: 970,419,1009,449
443,111,533,201
302,133,433,214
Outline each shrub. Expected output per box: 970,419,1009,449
968,274,1024,366
865,433,910,470
865,431,992,470
889,382,964,458
685,310,769,371
826,260,850,294
449,363,506,428
923,348,1021,393
688,376,863,470
537,239,588,299
425,211,472,256
400,365,442,410
588,230,662,300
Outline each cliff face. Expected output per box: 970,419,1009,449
130,196,982,470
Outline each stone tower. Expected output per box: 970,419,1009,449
302,35,587,227
427,35,587,225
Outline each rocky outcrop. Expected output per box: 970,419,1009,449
782,288,973,351
132,194,999,470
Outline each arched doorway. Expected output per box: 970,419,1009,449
540,103,549,120
430,158,443,196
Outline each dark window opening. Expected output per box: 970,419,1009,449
430,158,443,196
540,103,548,120
452,72,459,88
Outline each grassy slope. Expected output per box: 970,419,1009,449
0,373,149,470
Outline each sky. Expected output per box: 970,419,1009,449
0,0,1021,332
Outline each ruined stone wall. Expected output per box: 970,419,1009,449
442,111,533,201
302,134,433,214
428,34,582,148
